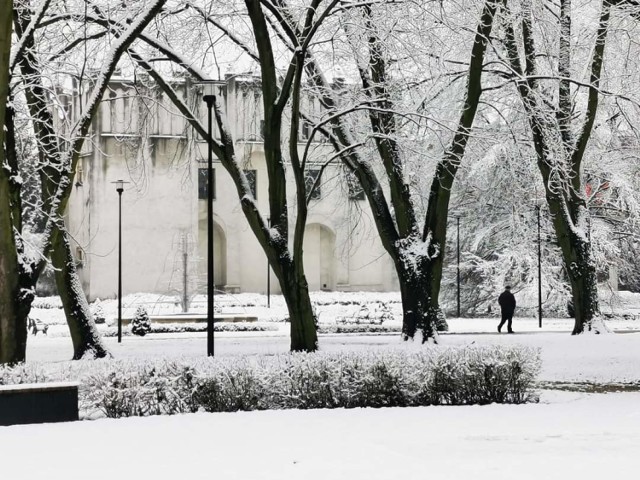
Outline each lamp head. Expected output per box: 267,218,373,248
115,179,124,193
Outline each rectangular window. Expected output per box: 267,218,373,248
305,168,321,200
198,167,216,200
260,120,265,139
301,120,312,140
346,170,364,200
245,169,257,199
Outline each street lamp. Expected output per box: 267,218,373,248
203,93,216,357
456,216,461,317
112,179,129,343
535,204,542,328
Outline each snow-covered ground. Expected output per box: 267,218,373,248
6,291,640,478
2,390,638,479
31,289,640,324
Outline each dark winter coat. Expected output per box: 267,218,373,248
498,290,516,314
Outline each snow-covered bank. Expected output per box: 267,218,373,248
2,390,638,480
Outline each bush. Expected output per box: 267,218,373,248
318,324,401,334
0,347,540,419
91,299,106,324
83,363,199,417
100,322,278,337
131,306,151,336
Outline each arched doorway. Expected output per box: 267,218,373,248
303,223,336,291
198,219,227,291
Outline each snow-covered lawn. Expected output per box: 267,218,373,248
7,291,640,478
2,390,638,479
26,326,640,384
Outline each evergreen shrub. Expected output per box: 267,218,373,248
131,306,151,336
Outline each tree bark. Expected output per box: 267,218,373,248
546,192,601,333
0,0,29,365
277,262,318,351
396,262,438,341
51,230,110,359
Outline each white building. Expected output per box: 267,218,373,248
67,75,398,301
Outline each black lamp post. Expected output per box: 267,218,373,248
267,217,271,308
203,94,216,357
112,179,128,343
536,204,542,328
456,216,461,317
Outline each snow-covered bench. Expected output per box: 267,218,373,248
0,382,79,426
27,317,49,336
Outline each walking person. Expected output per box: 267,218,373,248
497,286,516,333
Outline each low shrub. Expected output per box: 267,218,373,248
91,299,106,325
318,324,401,334
99,322,278,337
0,363,47,386
131,306,151,336
31,296,63,310
336,302,395,326
0,346,540,419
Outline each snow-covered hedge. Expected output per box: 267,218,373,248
318,324,401,334
31,296,63,309
99,322,278,337
0,346,540,418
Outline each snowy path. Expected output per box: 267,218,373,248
1,390,638,480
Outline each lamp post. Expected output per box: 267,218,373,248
456,216,461,318
536,204,542,328
266,217,271,308
203,93,216,357
112,179,128,343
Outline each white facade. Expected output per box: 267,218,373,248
67,76,398,300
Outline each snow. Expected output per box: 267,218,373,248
8,290,640,478
0,381,78,393
1,391,639,479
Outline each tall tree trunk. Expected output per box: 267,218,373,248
0,0,29,365
503,0,610,335
278,263,318,352
12,2,109,360
418,0,503,337
51,230,109,359
549,198,600,333
0,209,28,364
396,262,438,341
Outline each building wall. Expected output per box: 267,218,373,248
67,77,398,301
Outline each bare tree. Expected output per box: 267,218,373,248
1,0,167,364
11,0,110,359
497,0,640,333
111,0,347,351
286,0,506,340
172,0,504,341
